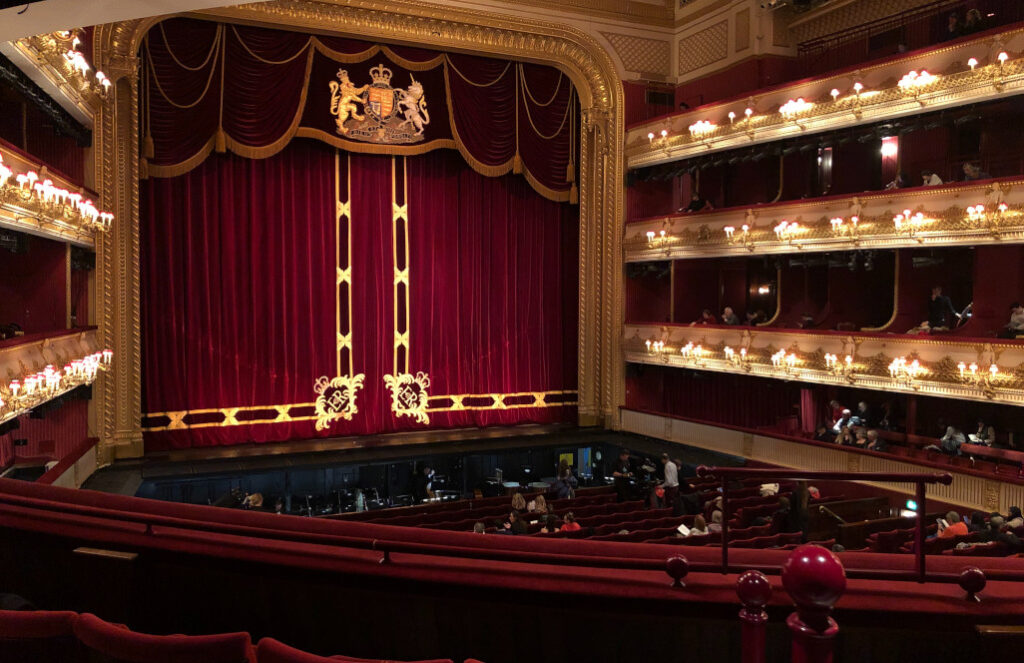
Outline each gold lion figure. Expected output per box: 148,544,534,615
329,69,368,135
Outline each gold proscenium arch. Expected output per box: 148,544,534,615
92,0,625,461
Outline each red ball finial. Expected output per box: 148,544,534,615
666,554,689,588
959,567,986,602
737,569,773,610
782,544,846,609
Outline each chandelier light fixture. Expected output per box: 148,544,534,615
0,350,112,424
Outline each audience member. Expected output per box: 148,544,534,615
832,409,852,434
968,511,987,534
865,430,886,452
921,170,943,186
927,285,958,330
612,449,634,502
501,510,527,535
943,12,962,41
970,419,995,446
683,193,713,213
828,400,846,423
529,494,548,514
813,425,833,443
855,401,876,428
708,510,723,533
963,8,985,34
721,306,740,325
852,428,868,448
981,515,1023,551
1001,302,1024,338
551,466,578,499
660,453,679,509
745,310,765,326
539,515,559,534
1006,506,1023,529
512,492,527,512
885,172,909,189
831,544,846,553
962,162,990,181
937,511,968,538
771,496,801,534
689,515,709,536
834,426,855,447
473,521,486,534
940,424,966,455
560,512,581,532
691,309,717,325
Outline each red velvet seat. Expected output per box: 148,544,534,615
0,609,82,662
255,637,454,663
73,613,254,663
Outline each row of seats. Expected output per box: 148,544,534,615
0,610,481,663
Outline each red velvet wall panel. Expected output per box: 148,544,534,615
70,267,89,327
674,56,798,109
625,269,671,323
627,178,675,221
0,397,88,467
0,235,67,334
140,140,578,450
899,125,952,183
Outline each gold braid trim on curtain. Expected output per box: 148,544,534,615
519,65,564,107
145,27,223,110
160,22,223,71
231,25,312,64
446,57,512,87
143,24,574,202
442,60,513,179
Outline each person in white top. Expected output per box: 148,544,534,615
660,453,679,509
1004,302,1024,338
921,170,943,186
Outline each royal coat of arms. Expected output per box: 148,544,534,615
328,64,430,144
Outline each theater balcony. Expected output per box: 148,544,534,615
626,177,1024,260
626,24,1024,169
0,140,108,247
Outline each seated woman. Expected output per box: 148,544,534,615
559,512,581,532
511,492,527,512
528,494,548,514
539,514,559,534
691,309,717,326
688,515,709,536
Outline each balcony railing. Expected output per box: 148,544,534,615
624,177,1023,261
626,26,1024,170
624,322,1024,407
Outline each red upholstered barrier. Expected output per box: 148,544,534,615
256,637,454,663
73,613,254,663
0,609,80,663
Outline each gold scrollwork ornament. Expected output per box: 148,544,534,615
383,371,431,424
313,374,366,431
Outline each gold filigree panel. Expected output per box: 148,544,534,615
677,20,728,76
600,32,671,78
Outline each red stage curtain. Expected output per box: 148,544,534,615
141,140,577,450
143,19,577,202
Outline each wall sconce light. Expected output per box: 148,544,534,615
893,209,926,241
898,70,938,104
825,353,855,382
688,120,717,140
774,220,800,243
0,350,112,424
957,361,1000,396
647,129,670,148
0,154,113,232
830,88,839,102
967,202,1011,237
888,356,923,388
968,57,978,71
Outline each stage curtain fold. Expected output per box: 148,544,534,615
141,140,577,450
143,18,577,201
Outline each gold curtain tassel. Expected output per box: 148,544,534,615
215,129,227,153
569,183,578,204
566,159,575,183
512,153,523,174
143,134,155,160
139,158,150,180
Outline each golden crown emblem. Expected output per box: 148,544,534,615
369,64,393,85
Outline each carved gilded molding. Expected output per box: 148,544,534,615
0,330,101,425
93,0,624,457
626,26,1024,169
625,322,1024,406
625,178,1023,261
